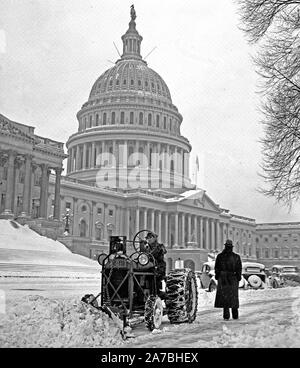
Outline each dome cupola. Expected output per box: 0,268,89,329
120,5,143,61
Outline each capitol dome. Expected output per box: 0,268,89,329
66,6,192,191
88,60,172,103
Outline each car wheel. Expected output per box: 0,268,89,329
247,275,262,289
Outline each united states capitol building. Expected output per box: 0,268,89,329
0,7,299,270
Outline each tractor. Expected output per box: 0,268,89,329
82,229,198,337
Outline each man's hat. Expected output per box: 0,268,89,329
224,239,233,247
145,231,157,239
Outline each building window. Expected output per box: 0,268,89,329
65,202,71,209
274,249,279,258
103,112,107,125
293,249,299,258
116,79,119,86
89,115,92,127
96,114,99,126
79,219,87,238
111,111,115,124
164,117,167,129
264,237,268,243
131,79,134,86
148,113,152,126
121,112,125,124
264,249,269,258
256,249,260,259
156,115,160,127
123,79,126,85
81,205,87,213
109,209,113,216
139,112,143,125
283,249,289,258
130,112,134,124
97,208,102,215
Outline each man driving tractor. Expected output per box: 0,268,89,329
145,231,167,293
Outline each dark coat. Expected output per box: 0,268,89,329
149,241,167,278
214,248,242,308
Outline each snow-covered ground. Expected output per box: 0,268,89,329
1,283,300,348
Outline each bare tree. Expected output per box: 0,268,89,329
236,0,300,208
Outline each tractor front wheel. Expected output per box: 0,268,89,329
144,295,163,331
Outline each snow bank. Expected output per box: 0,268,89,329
0,296,124,348
0,220,99,276
0,220,70,253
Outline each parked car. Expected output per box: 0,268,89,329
269,265,300,288
198,261,246,292
242,262,267,289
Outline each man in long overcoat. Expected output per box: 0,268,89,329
214,239,242,320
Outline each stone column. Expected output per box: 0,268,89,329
135,207,140,233
82,143,87,169
53,167,62,220
158,211,162,241
151,209,155,231
91,142,95,168
199,216,204,248
181,212,185,246
174,212,179,247
75,146,80,171
205,217,210,250
210,219,215,250
20,154,33,217
2,150,17,216
193,215,198,245
164,212,169,246
39,164,50,218
126,207,130,239
143,208,148,229
215,220,220,250
187,214,192,242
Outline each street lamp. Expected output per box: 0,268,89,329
62,208,73,235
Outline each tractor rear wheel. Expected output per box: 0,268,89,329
165,269,198,324
144,295,163,331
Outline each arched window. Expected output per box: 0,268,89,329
120,111,125,124
156,115,160,127
163,117,167,129
148,114,152,126
139,112,143,125
103,112,107,125
111,112,115,124
96,114,99,126
79,219,87,238
130,112,134,124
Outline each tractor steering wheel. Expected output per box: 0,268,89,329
132,229,153,252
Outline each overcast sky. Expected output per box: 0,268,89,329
1,0,300,223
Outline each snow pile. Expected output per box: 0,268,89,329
0,220,99,277
0,220,70,253
0,296,124,348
